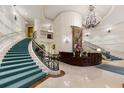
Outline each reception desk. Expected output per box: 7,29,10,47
59,52,102,66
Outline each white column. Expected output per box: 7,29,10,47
34,18,42,39
53,12,82,53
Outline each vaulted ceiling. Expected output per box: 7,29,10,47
15,5,113,24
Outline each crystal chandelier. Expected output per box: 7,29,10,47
82,5,101,28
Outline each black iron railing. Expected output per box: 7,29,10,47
32,31,59,71
83,41,111,59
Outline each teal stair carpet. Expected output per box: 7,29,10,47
102,52,123,61
109,55,123,61
96,64,124,75
0,38,47,88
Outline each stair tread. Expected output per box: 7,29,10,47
7,52,29,53
2,56,31,62
3,56,31,59
0,38,47,88
0,65,38,76
5,54,30,56
7,72,46,88
0,68,42,85
1,62,35,69
2,59,33,63
1,61,33,66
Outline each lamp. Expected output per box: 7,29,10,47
97,48,101,52
107,27,111,33
12,5,17,21
82,5,101,29
63,35,70,43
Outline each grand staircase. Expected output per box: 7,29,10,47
83,41,123,61
0,38,47,88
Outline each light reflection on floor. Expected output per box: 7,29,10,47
36,60,124,88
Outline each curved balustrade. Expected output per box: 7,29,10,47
83,41,123,61
83,41,111,59
32,31,59,71
0,32,25,42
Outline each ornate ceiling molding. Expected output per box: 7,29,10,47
101,5,115,22
44,6,82,21
44,6,113,23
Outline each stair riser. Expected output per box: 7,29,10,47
1,60,34,66
2,57,31,62
0,66,39,79
6,52,29,55
0,63,36,72
2,59,33,63
20,73,46,88
0,70,42,88
10,47,27,49
0,38,47,88
8,50,28,53
4,56,30,58
10,46,28,48
8,49,28,51
5,54,30,57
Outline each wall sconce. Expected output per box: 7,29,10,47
86,34,89,37
85,32,90,37
13,5,17,21
63,36,70,44
14,15,17,21
96,48,101,52
107,27,111,33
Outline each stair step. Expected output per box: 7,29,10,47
6,52,29,55
7,72,47,88
2,56,31,62
0,68,42,88
5,54,30,57
0,38,47,88
0,62,36,72
4,55,30,58
2,58,33,63
11,46,27,47
8,50,29,53
0,65,39,79
1,59,34,66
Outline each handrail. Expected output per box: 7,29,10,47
0,31,24,42
84,41,107,52
83,41,111,59
32,31,59,71
0,31,24,38
32,31,53,56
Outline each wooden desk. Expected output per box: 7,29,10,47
59,52,102,66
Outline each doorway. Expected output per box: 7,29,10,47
27,27,33,37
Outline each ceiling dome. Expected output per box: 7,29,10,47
16,5,112,23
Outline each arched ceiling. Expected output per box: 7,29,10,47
44,5,112,20
15,5,113,24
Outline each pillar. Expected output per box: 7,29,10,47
53,11,82,53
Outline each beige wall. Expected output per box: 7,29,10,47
84,6,124,58
53,12,82,53
0,6,26,35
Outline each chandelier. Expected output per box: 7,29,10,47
82,5,101,28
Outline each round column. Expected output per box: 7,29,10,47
34,18,42,39
53,11,82,53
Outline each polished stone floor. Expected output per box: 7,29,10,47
36,60,124,88
1,39,124,88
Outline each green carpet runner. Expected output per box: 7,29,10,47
0,38,47,88
96,64,124,75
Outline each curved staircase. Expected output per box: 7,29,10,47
0,38,47,88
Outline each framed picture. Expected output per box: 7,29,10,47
71,26,82,52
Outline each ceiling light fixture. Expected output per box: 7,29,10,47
82,5,101,29
12,5,17,21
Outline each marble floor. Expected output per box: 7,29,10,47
36,60,124,88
